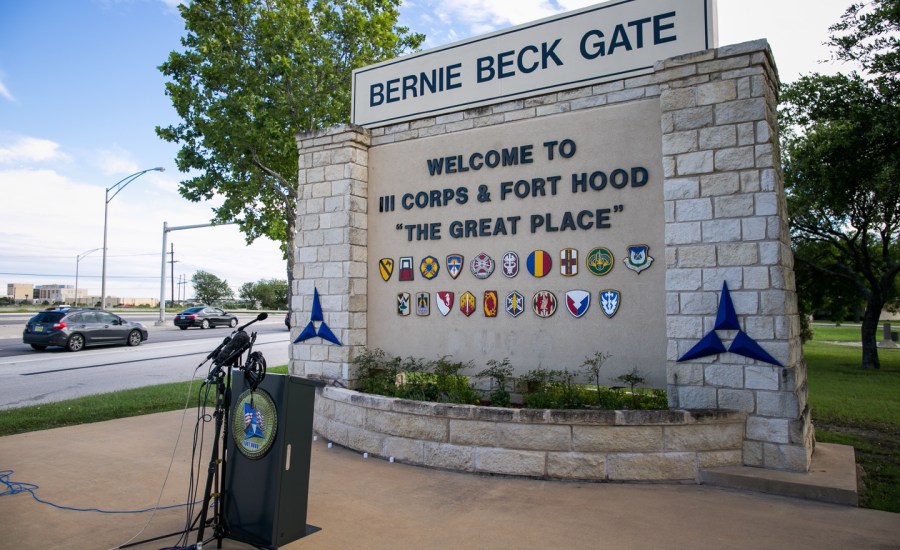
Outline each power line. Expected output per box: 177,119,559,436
0,272,159,280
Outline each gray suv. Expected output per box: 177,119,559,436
23,307,149,351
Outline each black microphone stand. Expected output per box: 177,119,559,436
196,312,268,549
121,313,268,549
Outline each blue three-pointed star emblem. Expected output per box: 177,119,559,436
293,287,342,346
677,281,781,366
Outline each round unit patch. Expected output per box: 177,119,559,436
470,252,495,279
586,247,614,276
231,389,278,460
419,256,440,279
532,290,557,318
526,250,552,277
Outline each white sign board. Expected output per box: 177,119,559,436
352,0,717,127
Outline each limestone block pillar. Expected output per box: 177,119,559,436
659,41,813,472
290,125,369,381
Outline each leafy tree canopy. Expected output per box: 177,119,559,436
157,0,424,281
239,278,289,309
192,270,235,304
781,0,900,369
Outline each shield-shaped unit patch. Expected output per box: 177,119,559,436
560,248,578,277
624,245,653,274
446,254,463,279
416,292,430,316
599,289,620,318
459,291,476,317
436,291,454,316
378,258,394,281
484,291,498,317
397,292,410,316
506,291,525,317
565,290,590,318
399,256,414,281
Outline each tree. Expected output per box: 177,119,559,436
239,278,289,309
192,270,234,304
157,0,424,285
780,1,900,369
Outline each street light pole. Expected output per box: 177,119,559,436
75,248,101,306
100,167,164,309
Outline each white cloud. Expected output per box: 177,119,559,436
0,78,14,102
93,146,142,177
0,136,70,165
0,165,285,298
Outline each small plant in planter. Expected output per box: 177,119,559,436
432,355,479,405
616,367,646,408
477,358,514,407
580,351,611,405
352,348,401,396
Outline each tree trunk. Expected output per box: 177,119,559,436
286,217,296,302
860,299,882,370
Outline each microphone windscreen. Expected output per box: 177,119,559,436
216,330,250,363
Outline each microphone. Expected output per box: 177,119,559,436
236,312,268,332
215,330,251,365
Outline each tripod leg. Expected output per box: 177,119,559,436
196,382,226,544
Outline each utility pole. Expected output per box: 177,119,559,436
168,243,179,308
178,274,189,303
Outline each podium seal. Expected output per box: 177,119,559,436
231,388,278,459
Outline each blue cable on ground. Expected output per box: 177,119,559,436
0,469,198,514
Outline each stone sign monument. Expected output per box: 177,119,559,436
290,0,813,474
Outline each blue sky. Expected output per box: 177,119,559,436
0,0,852,301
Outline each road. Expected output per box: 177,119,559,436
0,312,292,410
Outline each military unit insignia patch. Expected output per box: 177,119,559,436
378,258,394,282
446,254,463,279
420,256,440,280
527,250,552,277
436,291,454,316
624,245,653,274
586,247,614,276
460,291,476,317
484,290,498,317
560,248,578,277
416,292,430,316
532,290,557,318
397,292,410,316
599,289,620,318
506,291,525,317
470,252,495,279
399,256,414,281
565,290,590,318
501,251,519,278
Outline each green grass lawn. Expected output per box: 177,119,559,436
806,325,900,512
0,365,288,437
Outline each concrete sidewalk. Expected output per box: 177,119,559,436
1,410,898,550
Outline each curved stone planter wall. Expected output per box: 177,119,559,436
314,387,746,482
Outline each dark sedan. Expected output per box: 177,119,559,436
23,307,149,351
174,306,238,330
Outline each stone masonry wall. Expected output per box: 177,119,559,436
291,126,369,381
291,40,812,473
315,387,746,481
656,42,813,472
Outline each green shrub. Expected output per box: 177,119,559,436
477,358,514,407
353,349,667,411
